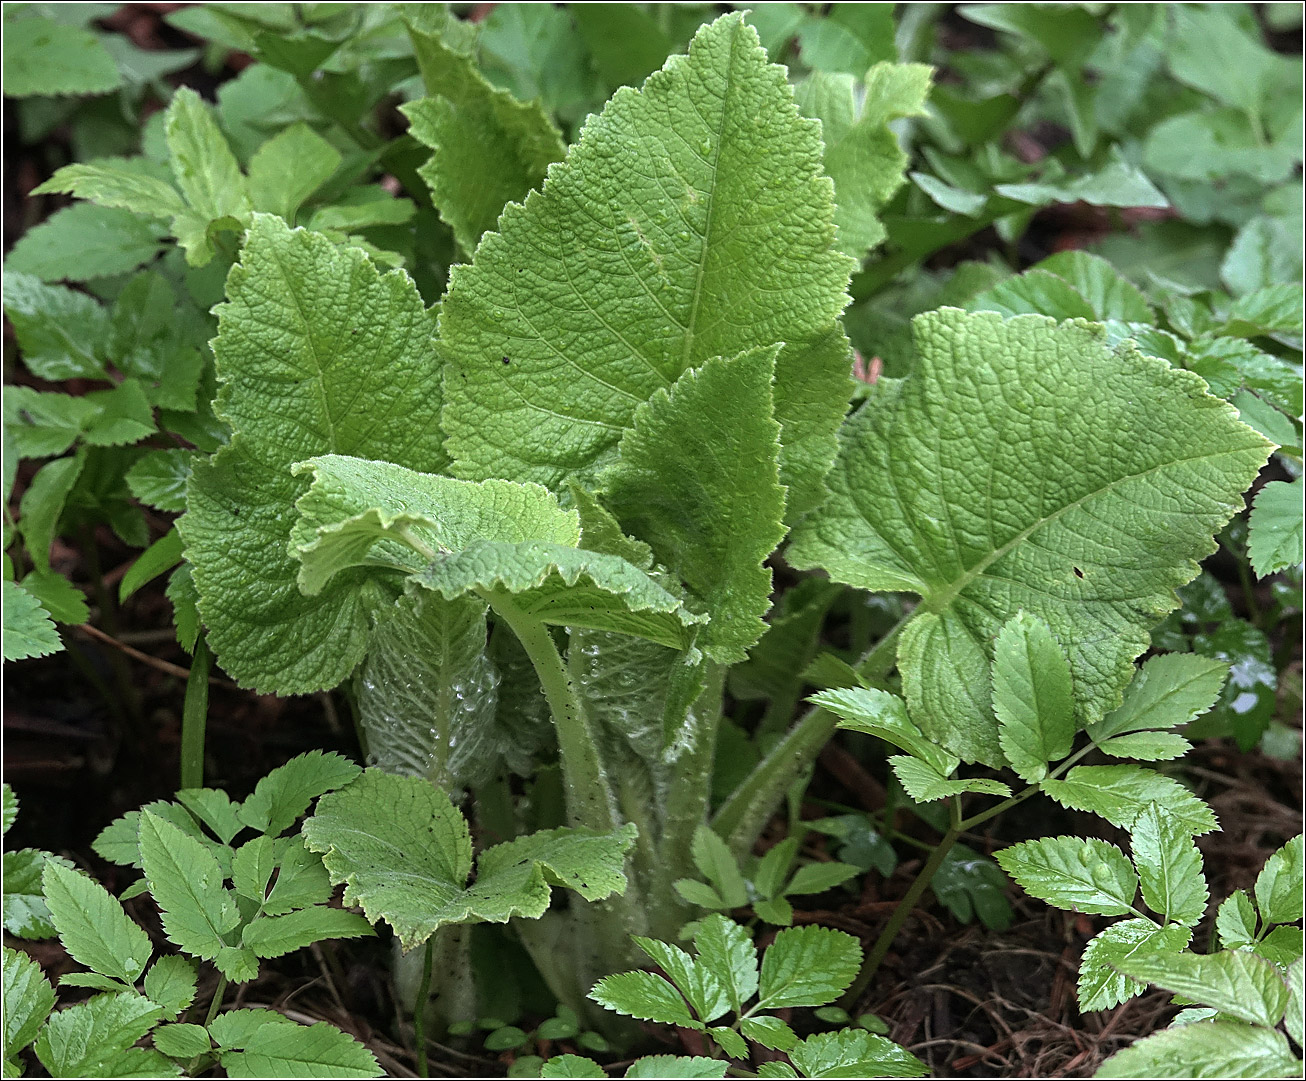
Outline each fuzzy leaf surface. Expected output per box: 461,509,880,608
794,63,932,259
440,14,854,523
787,309,1271,765
603,346,786,663
401,16,564,253
302,770,635,949
180,215,444,694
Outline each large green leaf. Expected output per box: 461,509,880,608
440,13,854,523
302,770,636,950
788,309,1271,764
602,346,786,663
794,63,932,260
400,13,564,254
1096,1021,1300,1079
180,215,445,694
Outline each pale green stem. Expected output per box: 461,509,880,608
179,639,211,790
481,592,616,834
713,617,909,859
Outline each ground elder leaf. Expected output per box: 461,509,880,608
214,1017,381,1078
787,1029,928,1078
1077,918,1191,1012
1040,765,1218,835
1247,477,1304,578
757,926,861,1009
996,836,1137,916
41,862,152,986
890,757,1010,803
788,309,1271,765
1131,804,1208,926
180,215,445,695
241,908,373,959
3,581,63,662
992,612,1075,782
589,970,699,1028
1114,950,1290,1029
440,13,854,523
2,15,122,97
1096,1020,1300,1079
238,751,361,836
33,992,162,1078
3,946,54,1060
138,812,239,966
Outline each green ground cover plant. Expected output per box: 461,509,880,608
3,3,1302,1078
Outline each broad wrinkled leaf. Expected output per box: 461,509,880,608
992,612,1075,782
602,346,786,664
1130,804,1208,926
440,14,855,526
355,589,501,786
401,14,564,253
414,541,703,649
1077,918,1191,1012
794,63,932,260
995,836,1137,915
181,215,444,694
302,770,635,950
788,309,1271,765
1097,1021,1300,1079
287,454,579,595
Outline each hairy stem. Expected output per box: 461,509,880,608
651,664,726,936
179,639,211,790
412,940,435,1078
713,616,909,858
